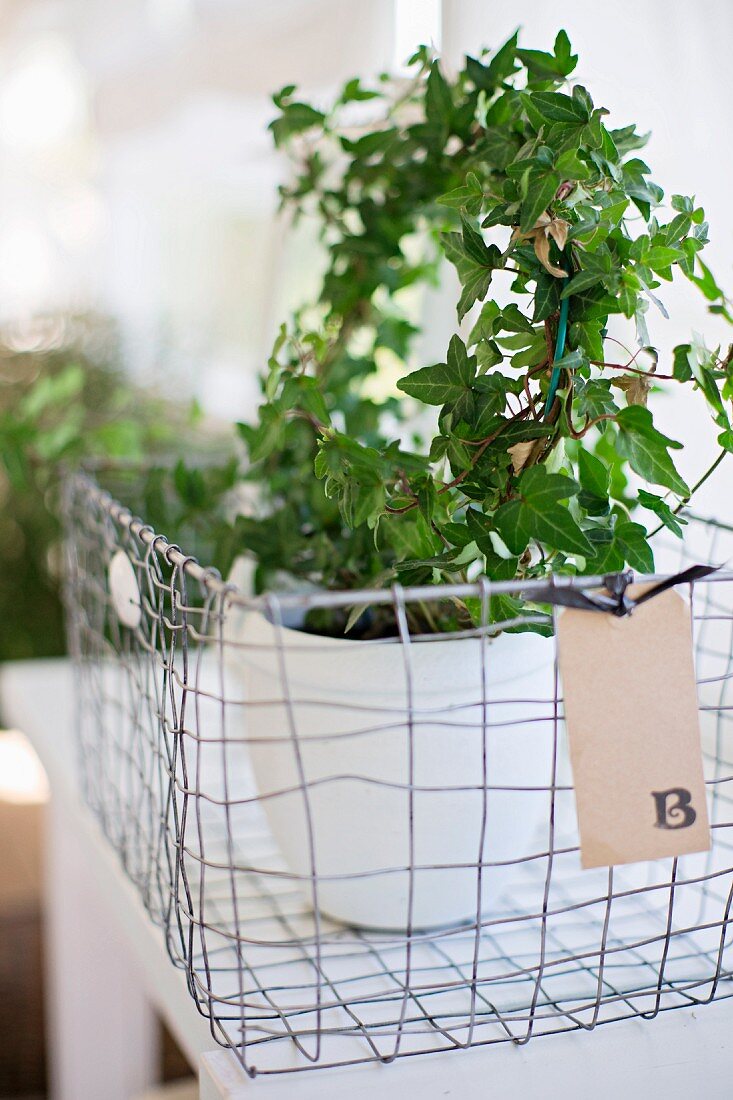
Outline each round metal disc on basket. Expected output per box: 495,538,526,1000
108,549,142,629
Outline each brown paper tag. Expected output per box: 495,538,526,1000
557,587,711,869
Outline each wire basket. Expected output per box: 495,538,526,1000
62,470,733,1077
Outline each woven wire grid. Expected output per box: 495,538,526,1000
62,470,733,1077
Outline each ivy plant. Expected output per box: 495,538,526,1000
234,31,732,634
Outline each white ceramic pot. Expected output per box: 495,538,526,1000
225,609,556,931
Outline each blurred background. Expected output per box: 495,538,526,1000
0,1,731,1096
3,0,733,420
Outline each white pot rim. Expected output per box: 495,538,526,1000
227,607,554,689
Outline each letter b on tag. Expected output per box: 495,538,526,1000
652,788,697,830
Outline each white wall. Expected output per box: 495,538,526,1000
0,0,395,414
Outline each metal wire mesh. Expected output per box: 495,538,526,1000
62,470,733,1077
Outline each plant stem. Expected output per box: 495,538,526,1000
543,252,572,418
592,359,674,380
647,448,728,537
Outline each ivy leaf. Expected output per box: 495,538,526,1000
561,268,606,297
341,129,398,156
397,335,475,404
672,344,693,381
612,124,650,155
518,465,593,555
569,321,605,362
466,32,519,91
574,378,619,423
614,520,654,572
345,480,386,529
425,60,453,133
553,30,578,76
534,271,561,321
555,148,592,181
269,100,325,147
339,77,380,104
442,224,503,320
395,549,465,572
623,158,664,217
397,362,467,405
552,347,587,373
280,376,330,424
486,30,520,83
577,489,610,517
460,215,496,266
578,448,610,498
447,333,476,384
584,518,654,573
468,300,501,345
615,406,689,495
618,284,638,318
438,172,483,215
510,335,547,369
238,406,282,462
498,304,536,333
585,527,625,573
472,374,507,428
441,521,475,548
612,371,651,408
688,257,724,302
646,245,683,271
387,513,440,562
568,285,618,322
464,507,498,556
518,36,578,81
495,469,588,559
498,420,554,448
465,509,520,578
561,251,615,299
465,55,493,91
637,489,687,538
572,83,594,117
520,170,560,233
530,91,590,124
686,337,728,421
664,211,693,243
475,340,503,372
457,267,497,319
493,499,529,555
475,127,520,170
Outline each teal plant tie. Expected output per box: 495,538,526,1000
543,254,572,418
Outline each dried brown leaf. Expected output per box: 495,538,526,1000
547,217,570,252
533,232,567,278
508,440,535,474
514,213,570,279
611,373,652,407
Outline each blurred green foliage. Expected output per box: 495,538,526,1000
0,316,200,660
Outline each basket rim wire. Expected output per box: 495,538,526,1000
62,469,733,1076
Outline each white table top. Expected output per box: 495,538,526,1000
4,657,733,1099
